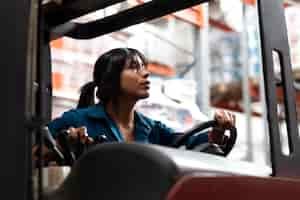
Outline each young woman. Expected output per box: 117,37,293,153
48,48,235,148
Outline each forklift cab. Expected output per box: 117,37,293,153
2,0,300,200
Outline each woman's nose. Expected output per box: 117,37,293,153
141,68,150,78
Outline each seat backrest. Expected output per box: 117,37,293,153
45,143,179,200
166,175,300,200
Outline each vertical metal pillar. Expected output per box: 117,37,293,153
257,0,300,177
0,1,33,200
194,3,211,116
254,2,271,166
241,3,253,161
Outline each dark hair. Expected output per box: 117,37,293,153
77,48,147,109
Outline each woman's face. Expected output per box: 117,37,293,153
120,55,150,100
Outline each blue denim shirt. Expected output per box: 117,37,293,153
47,104,208,147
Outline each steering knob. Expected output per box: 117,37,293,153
200,143,224,156
94,134,108,144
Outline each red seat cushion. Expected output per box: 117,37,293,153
166,175,300,200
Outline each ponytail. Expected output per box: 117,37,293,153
77,81,97,109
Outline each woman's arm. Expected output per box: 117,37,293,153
47,110,79,137
154,110,235,147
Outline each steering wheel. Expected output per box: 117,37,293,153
172,120,237,157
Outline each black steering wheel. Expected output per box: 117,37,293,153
172,120,237,157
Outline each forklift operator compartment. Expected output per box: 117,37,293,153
2,0,300,200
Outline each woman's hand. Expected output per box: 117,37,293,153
208,110,236,145
63,127,94,159
32,127,94,164
67,127,94,145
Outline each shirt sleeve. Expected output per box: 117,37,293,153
153,121,177,146
47,110,78,137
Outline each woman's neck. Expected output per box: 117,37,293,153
105,100,136,127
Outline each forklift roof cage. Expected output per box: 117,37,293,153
1,0,300,200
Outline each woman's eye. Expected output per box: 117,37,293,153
140,64,146,70
135,63,141,68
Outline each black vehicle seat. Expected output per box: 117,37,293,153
44,143,179,200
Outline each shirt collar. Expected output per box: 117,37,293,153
87,103,151,129
86,103,152,141
86,103,108,120
134,112,152,131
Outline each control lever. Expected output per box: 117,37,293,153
56,130,76,166
41,127,65,162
